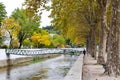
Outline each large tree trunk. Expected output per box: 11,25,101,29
91,27,96,58
105,0,111,55
98,0,108,64
98,24,107,64
87,27,96,58
105,0,120,76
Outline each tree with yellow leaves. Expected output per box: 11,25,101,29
11,39,19,48
31,30,51,48
1,17,21,48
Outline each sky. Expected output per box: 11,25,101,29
0,0,51,27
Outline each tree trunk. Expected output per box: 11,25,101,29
18,33,27,48
9,37,13,48
98,4,108,64
18,37,23,49
105,0,120,76
86,37,89,53
19,41,22,49
87,36,91,54
91,27,96,58
98,25,107,64
103,0,111,54
87,26,96,58
9,32,13,48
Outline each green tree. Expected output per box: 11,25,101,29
23,0,48,14
0,2,7,47
50,0,100,57
0,2,7,26
23,38,31,48
42,26,60,34
52,34,66,48
11,8,40,48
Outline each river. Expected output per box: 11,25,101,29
0,55,78,80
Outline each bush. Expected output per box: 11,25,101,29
1,45,8,48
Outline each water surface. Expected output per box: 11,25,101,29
0,55,78,80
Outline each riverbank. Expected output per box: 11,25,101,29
0,54,61,69
82,54,120,80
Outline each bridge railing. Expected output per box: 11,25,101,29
5,48,84,56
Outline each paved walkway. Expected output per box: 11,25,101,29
64,54,84,80
82,54,120,80
82,54,105,80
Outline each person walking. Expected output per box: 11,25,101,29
83,49,86,55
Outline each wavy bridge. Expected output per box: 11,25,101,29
5,48,84,56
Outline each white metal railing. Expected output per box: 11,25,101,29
5,48,84,56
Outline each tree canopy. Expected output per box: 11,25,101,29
11,8,41,48
0,2,7,26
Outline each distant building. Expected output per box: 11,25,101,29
49,34,55,37
1,29,10,46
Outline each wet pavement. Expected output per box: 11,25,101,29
0,55,78,80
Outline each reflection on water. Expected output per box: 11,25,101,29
0,55,78,80
6,64,11,80
6,53,11,80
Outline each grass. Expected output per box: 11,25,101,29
11,58,44,67
31,58,44,64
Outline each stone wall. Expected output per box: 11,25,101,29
0,57,33,68
0,54,60,68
